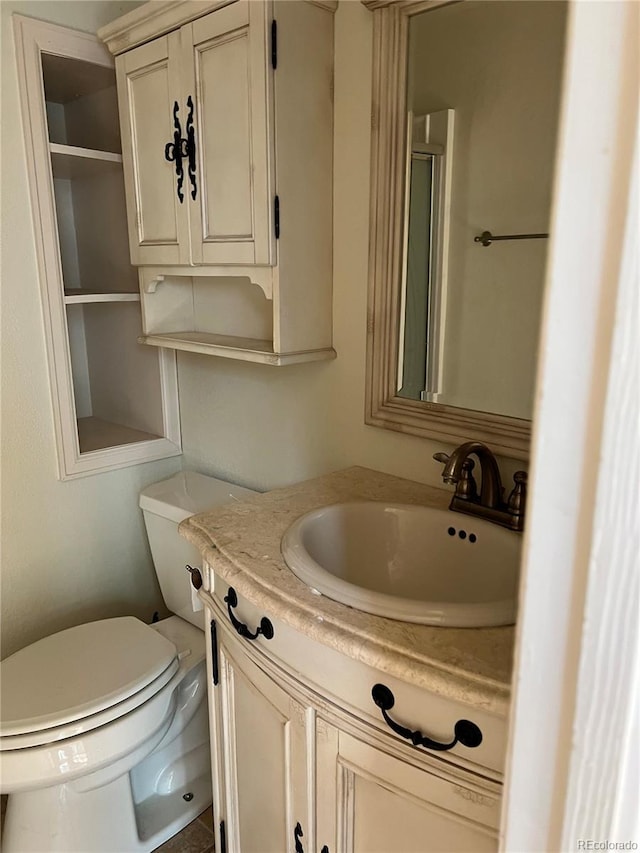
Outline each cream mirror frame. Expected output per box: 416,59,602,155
363,0,532,460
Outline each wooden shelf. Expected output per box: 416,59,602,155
50,143,122,179
64,290,139,304
139,332,337,366
77,416,160,453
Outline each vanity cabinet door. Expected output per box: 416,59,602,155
116,32,191,266
208,613,310,853
182,1,275,266
316,724,500,853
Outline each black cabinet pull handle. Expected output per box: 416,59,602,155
224,586,274,641
185,95,197,201
164,101,185,203
371,684,482,752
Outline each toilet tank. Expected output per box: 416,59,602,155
139,471,257,629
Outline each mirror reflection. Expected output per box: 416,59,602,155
397,1,567,421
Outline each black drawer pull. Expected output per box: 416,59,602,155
224,586,274,641
371,684,482,752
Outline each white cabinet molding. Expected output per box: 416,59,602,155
14,15,181,479
99,0,338,56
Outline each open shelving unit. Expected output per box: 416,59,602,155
137,269,334,365
15,17,181,478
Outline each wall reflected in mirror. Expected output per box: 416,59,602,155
397,1,567,421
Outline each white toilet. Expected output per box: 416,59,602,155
0,471,256,853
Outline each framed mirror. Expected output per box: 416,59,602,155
363,0,567,459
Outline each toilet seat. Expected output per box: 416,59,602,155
0,618,178,749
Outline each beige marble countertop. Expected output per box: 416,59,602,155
180,466,516,716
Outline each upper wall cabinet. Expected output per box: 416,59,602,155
99,1,336,366
14,16,181,479
117,3,273,268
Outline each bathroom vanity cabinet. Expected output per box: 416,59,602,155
14,17,181,479
98,1,336,365
203,576,504,853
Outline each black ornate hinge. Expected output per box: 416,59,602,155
219,820,227,853
164,98,197,203
274,195,280,239
185,95,197,201
164,100,187,203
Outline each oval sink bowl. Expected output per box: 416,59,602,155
281,503,522,627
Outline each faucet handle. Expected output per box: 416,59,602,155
507,471,527,523
433,451,474,474
433,452,477,501
454,458,477,502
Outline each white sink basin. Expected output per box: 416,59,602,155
281,503,522,627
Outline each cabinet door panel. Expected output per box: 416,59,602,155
218,629,309,853
117,34,189,265
318,727,500,853
184,1,274,265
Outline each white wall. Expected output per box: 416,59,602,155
0,0,179,659
177,1,525,492
410,1,567,420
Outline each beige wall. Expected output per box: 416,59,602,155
410,1,567,420
0,0,179,659
177,1,525,491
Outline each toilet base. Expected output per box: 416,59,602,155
2,770,212,853
1,641,213,852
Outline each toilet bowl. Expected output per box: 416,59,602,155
0,471,257,852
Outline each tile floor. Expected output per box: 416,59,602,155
0,795,215,852
153,806,215,853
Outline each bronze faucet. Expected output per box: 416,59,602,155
433,442,527,532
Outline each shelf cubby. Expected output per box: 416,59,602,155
66,301,166,452
14,16,181,477
138,271,336,365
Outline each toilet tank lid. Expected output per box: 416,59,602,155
139,471,258,524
